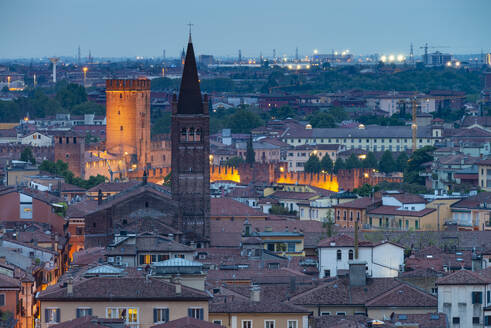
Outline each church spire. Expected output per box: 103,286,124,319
177,32,203,114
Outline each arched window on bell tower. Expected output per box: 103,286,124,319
180,128,187,142
189,127,195,142
195,128,201,142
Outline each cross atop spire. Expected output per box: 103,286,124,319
177,33,202,115
187,22,194,43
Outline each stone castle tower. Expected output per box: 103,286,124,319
171,35,210,245
105,78,151,169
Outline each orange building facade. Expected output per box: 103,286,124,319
105,78,151,169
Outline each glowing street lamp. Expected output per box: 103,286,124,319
82,67,88,87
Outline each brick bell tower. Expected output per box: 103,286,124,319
105,78,151,170
171,33,210,245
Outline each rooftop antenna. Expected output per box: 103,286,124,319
295,47,299,62
77,46,81,65
238,49,242,64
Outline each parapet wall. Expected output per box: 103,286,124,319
106,78,151,91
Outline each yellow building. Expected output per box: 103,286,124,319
478,159,491,191
209,286,310,328
38,272,210,328
282,124,439,151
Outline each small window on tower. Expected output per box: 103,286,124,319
120,126,123,131
118,111,120,115
120,93,122,99
188,128,195,142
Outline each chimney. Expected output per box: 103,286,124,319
142,169,147,185
289,276,296,293
250,284,260,302
67,276,74,296
174,277,182,295
349,261,367,286
354,218,359,259
97,189,103,205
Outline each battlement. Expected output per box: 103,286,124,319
106,78,151,91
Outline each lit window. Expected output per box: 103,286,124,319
45,308,60,323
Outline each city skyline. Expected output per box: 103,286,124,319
0,0,490,59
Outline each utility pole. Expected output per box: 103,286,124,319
412,98,417,152
409,42,414,65
434,203,445,232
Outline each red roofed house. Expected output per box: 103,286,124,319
437,267,491,327
333,197,381,229
366,192,438,231
0,187,66,233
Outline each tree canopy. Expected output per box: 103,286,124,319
304,155,321,173
378,150,397,173
39,160,105,189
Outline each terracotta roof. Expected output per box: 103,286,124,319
87,181,141,193
290,277,402,306
72,248,106,266
210,299,310,314
151,317,223,328
269,191,317,201
317,233,392,248
334,197,381,209
399,268,442,278
67,183,175,218
367,206,435,217
209,218,322,248
211,198,267,217
0,273,21,289
107,234,193,255
388,313,448,328
38,276,210,301
51,316,125,328
313,315,396,328
389,193,426,204
436,267,491,285
450,191,491,210
365,283,437,308
61,183,87,192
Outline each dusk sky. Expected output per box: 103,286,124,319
1,0,490,59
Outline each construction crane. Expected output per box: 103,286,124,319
411,98,417,152
419,43,450,65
